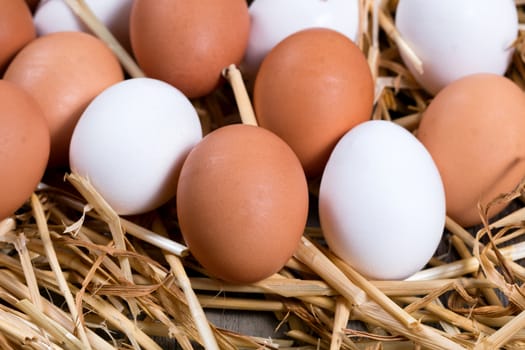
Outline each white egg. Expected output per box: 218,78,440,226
243,0,360,76
319,120,445,280
395,0,518,95
34,0,133,51
69,77,202,215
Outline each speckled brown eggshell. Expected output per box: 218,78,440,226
0,80,50,220
4,31,124,167
0,0,35,73
176,124,309,284
130,0,250,98
417,73,525,227
253,28,374,179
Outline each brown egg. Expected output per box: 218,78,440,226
253,28,374,179
0,80,50,220
130,0,250,98
4,31,124,167
0,0,35,73
176,124,309,283
417,73,525,227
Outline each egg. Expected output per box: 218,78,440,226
395,0,518,95
417,73,525,227
4,31,124,167
177,124,309,284
0,80,50,220
130,0,250,98
70,77,203,216
319,120,445,280
0,0,35,73
33,0,134,52
243,0,360,76
253,28,374,179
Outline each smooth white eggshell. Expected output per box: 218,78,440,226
243,0,360,76
395,0,518,95
34,0,133,51
69,77,202,215
319,120,445,280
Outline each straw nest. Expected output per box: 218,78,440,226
4,0,525,349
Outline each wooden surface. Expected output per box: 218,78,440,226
206,309,284,338
154,310,282,349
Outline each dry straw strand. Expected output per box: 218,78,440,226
294,237,466,350
66,172,140,319
377,6,423,74
330,297,351,350
152,217,221,350
62,0,144,78
31,193,92,350
16,299,86,350
222,64,258,126
9,232,44,315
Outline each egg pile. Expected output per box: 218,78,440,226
0,0,523,288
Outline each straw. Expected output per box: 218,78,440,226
222,64,258,126
152,217,220,350
31,194,92,350
46,187,188,256
476,309,525,349
63,0,144,78
378,7,424,74
65,173,139,319
330,297,351,350
0,217,15,236
294,237,465,350
16,299,85,350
